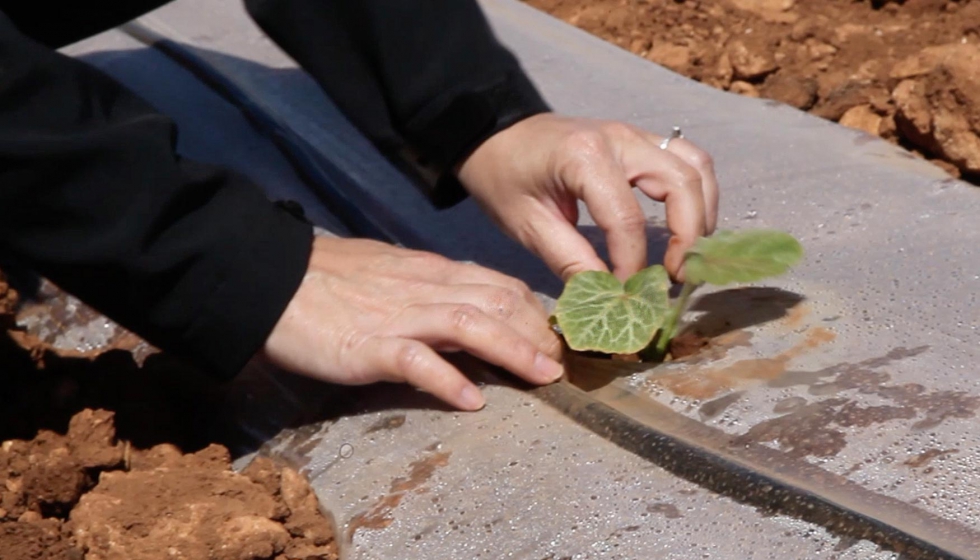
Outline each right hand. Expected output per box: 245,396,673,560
459,114,719,283
260,236,564,411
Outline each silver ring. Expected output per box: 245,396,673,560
659,126,684,150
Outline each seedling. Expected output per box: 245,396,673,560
552,229,803,361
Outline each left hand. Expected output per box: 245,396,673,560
458,113,719,282
261,236,563,411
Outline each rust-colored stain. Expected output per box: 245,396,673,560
652,327,836,400
364,414,407,435
734,346,980,458
674,329,754,365
390,452,450,493
783,302,810,329
736,398,916,458
799,327,837,349
904,448,958,468
347,451,451,539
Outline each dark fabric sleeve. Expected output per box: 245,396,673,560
0,0,171,49
244,0,551,207
0,12,314,379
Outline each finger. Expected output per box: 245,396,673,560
385,304,564,385
622,142,706,279
509,204,609,281
392,256,563,360
563,150,648,281
442,259,547,302
437,258,552,319
360,336,486,411
663,138,719,234
421,283,564,361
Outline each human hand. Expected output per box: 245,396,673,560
260,236,564,411
458,113,719,282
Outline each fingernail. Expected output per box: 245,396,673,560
459,385,485,411
534,352,564,383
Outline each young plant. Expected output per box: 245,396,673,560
552,229,803,361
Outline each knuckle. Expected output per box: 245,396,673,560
514,219,544,250
516,340,541,365
336,332,372,380
541,334,565,361
688,149,715,171
395,342,426,372
485,287,521,320
450,304,482,333
673,165,703,190
401,279,433,295
616,210,648,235
340,330,366,355
412,251,449,270
562,129,607,158
602,121,638,139
511,279,538,305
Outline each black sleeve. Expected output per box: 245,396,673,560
0,12,313,379
0,0,171,49
244,0,551,207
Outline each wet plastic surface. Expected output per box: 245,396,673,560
254,368,900,560
48,0,980,557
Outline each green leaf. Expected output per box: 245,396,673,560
684,229,803,285
553,266,670,354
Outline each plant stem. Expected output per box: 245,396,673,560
654,281,697,356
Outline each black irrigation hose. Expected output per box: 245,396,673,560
122,24,979,560
532,381,979,560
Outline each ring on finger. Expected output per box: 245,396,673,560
659,126,684,150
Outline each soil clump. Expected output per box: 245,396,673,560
0,270,339,560
526,0,980,180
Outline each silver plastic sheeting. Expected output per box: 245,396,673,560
56,0,980,557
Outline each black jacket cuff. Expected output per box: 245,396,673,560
412,71,551,208
180,199,313,381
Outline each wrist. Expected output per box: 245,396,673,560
456,112,554,199
424,76,551,208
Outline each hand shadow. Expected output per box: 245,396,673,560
684,287,806,337
214,352,532,460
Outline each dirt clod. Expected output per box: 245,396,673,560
762,73,817,110
1,270,340,558
1,519,79,560
280,467,335,545
839,104,884,137
527,0,980,180
728,38,779,81
1,410,338,560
